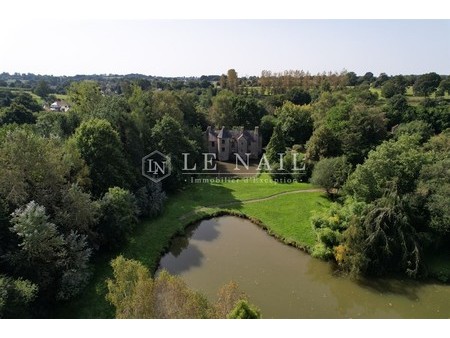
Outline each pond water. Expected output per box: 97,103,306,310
158,216,450,318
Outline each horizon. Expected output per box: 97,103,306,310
1,20,449,77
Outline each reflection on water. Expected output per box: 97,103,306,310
158,216,450,318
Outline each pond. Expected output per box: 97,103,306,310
158,216,450,318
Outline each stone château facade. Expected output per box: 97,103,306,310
205,126,262,161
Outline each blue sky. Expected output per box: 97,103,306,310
1,20,448,76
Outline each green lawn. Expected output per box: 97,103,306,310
56,175,329,318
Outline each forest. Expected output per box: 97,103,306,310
0,69,449,318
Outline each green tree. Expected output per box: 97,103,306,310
67,81,102,116
71,119,131,197
106,256,257,319
381,76,407,98
394,121,433,143
97,187,137,250
311,156,352,195
259,115,277,147
418,130,450,234
0,102,35,125
343,189,423,277
12,92,41,112
286,87,311,105
344,135,427,202
227,300,261,319
33,80,51,99
57,231,92,300
151,115,200,191
106,256,209,319
413,72,441,97
209,90,235,127
227,69,238,93
135,182,167,218
0,127,88,211
305,125,341,161
265,123,286,164
231,96,265,128
54,184,100,246
275,101,313,146
385,94,413,127
346,71,358,86
0,275,38,318
9,201,65,289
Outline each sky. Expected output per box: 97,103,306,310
1,20,449,77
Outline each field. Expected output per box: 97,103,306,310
56,175,329,318
370,86,450,106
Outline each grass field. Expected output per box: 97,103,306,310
370,86,450,106
56,175,329,318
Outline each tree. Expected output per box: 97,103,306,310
106,256,257,319
231,96,265,129
362,72,374,84
0,127,81,210
385,94,412,127
343,189,423,278
106,257,209,319
0,102,35,125
227,69,238,93
413,72,441,97
9,201,65,289
259,115,277,147
57,231,92,300
213,281,247,319
275,101,313,146
438,78,450,96
12,93,41,112
286,87,311,105
305,125,341,161
54,184,100,246
373,72,389,87
0,275,38,318
394,121,433,143
67,81,102,116
151,115,200,191
418,131,450,234
106,255,155,319
97,187,137,250
344,135,427,202
135,182,167,218
71,119,131,197
227,300,261,319
152,90,184,123
311,156,352,195
265,123,286,164
33,80,51,99
338,106,387,164
209,90,235,127
381,76,407,98
346,72,358,86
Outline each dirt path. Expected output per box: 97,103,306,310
179,188,324,221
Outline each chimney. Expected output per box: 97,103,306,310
254,126,259,135
206,125,211,133
240,126,244,134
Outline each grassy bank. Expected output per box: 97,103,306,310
56,175,329,318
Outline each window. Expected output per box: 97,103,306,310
211,141,215,147
221,139,225,144
221,147,225,152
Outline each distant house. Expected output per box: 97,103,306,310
205,126,262,161
50,100,70,112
